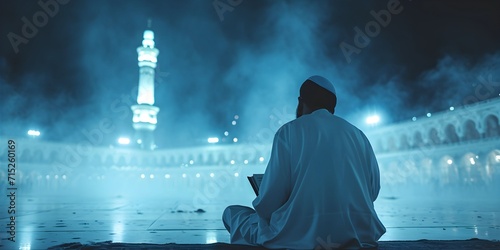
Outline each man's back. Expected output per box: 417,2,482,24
253,109,386,249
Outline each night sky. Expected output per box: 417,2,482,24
1,0,499,148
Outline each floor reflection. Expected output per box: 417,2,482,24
0,168,499,250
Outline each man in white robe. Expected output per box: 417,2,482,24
222,75,385,249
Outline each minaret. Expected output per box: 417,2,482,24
131,24,160,150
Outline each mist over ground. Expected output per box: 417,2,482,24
1,0,499,148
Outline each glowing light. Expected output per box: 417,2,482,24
232,120,237,125
447,159,453,165
234,172,239,177
224,131,229,136
118,137,130,145
259,157,265,162
182,173,187,178
46,175,50,180
234,115,239,120
233,137,238,143
165,174,170,179
244,160,249,164
62,175,67,180
19,243,31,250
495,155,500,162
210,173,215,177
230,160,235,165
469,157,476,165
365,115,380,125
54,175,59,179
206,231,217,244
426,113,432,117
140,174,145,179
449,106,455,111
412,117,417,121
196,173,201,178
138,53,157,63
189,160,194,165
112,220,124,243
207,137,219,143
149,174,154,179
27,130,40,136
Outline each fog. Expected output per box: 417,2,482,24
1,3,500,248
1,0,499,148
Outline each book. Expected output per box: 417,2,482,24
247,174,264,196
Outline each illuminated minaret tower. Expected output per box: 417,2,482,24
131,25,160,150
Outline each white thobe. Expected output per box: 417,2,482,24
223,109,385,249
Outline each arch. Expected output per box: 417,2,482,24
484,114,500,138
229,151,239,163
428,128,441,146
459,153,483,185
204,152,215,165
418,157,434,185
176,154,186,165
217,152,228,165
412,131,424,149
195,153,204,166
168,155,176,166
486,149,500,165
186,154,195,165
444,124,459,144
159,155,168,166
485,150,500,179
462,119,481,141
438,155,459,186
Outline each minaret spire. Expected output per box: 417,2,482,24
131,24,160,150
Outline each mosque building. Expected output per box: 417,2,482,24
0,28,499,193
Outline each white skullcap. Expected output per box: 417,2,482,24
307,75,336,96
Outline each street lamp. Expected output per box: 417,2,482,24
365,115,380,125
27,130,41,137
118,137,130,145
207,137,219,144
